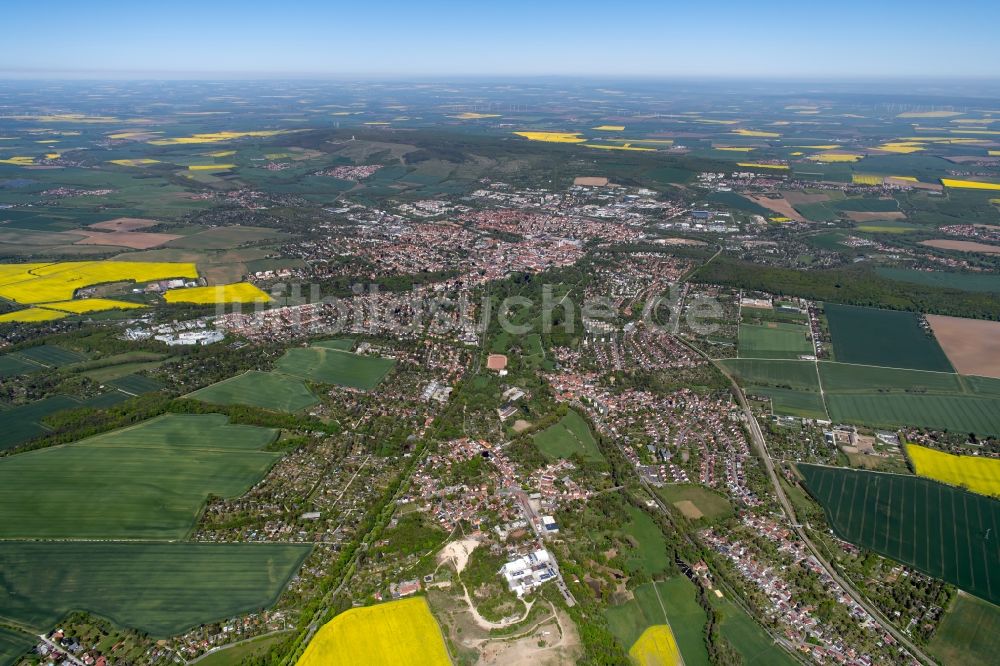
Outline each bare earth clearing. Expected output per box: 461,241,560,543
746,195,804,221
89,217,159,231
74,230,181,249
927,315,1000,378
921,239,1000,254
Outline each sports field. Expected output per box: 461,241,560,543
189,370,319,412
296,597,450,666
823,303,953,372
825,393,1000,437
929,593,1000,666
798,464,1000,606
0,542,311,637
276,346,395,390
628,625,681,666
532,409,604,462
0,414,280,539
738,322,812,359
907,443,1000,498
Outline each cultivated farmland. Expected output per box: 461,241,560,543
929,593,1000,666
163,282,271,304
277,346,395,390
0,414,280,539
718,358,820,391
825,393,1000,437
0,627,33,666
0,542,310,637
798,464,1000,606
738,322,812,359
628,625,681,666
189,370,319,412
907,443,1000,498
823,303,953,372
532,409,603,462
927,315,1000,379
296,597,450,666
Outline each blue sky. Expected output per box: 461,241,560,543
3,0,999,78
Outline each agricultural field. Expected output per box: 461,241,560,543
13,343,86,367
0,542,310,637
532,409,604,462
655,484,734,523
0,627,34,666
276,345,395,390
750,386,828,419
0,353,38,378
0,260,197,304
927,315,1000,379
798,464,1000,606
39,297,145,313
817,361,963,394
163,282,271,304
109,372,165,394
296,597,450,666
928,593,1000,666
628,625,681,666
823,303,953,372
311,337,356,351
623,506,671,576
0,414,281,539
709,594,798,666
189,370,319,412
825,393,1000,437
907,443,1000,498
606,578,710,666
738,322,812,359
718,358,820,391
0,395,87,451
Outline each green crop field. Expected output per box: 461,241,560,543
738,322,813,359
798,464,1000,605
709,594,797,666
605,579,709,666
825,393,1000,437
310,337,356,351
13,344,86,367
0,395,81,451
0,414,280,539
0,354,38,378
750,386,828,419
110,373,165,394
195,632,291,666
189,370,319,412
817,362,964,394
929,593,1000,666
0,626,34,666
533,409,603,462
823,303,953,372
276,346,395,390
655,483,734,522
718,358,820,391
876,267,1000,294
0,542,311,638
623,506,671,577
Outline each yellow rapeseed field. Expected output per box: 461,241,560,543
0,308,68,323
732,129,780,138
163,282,270,304
109,158,161,167
908,443,1000,497
206,150,236,157
583,143,655,151
989,150,1000,156
39,298,146,314
737,162,789,170
592,125,626,131
296,597,450,666
792,145,840,150
148,130,294,146
629,625,681,666
807,153,863,163
941,179,1000,191
714,146,755,152
852,174,884,185
0,156,35,166
188,164,236,171
0,261,198,304
875,142,926,154
513,131,586,143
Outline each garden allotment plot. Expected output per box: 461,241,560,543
798,464,1000,606
276,344,395,390
0,413,281,539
